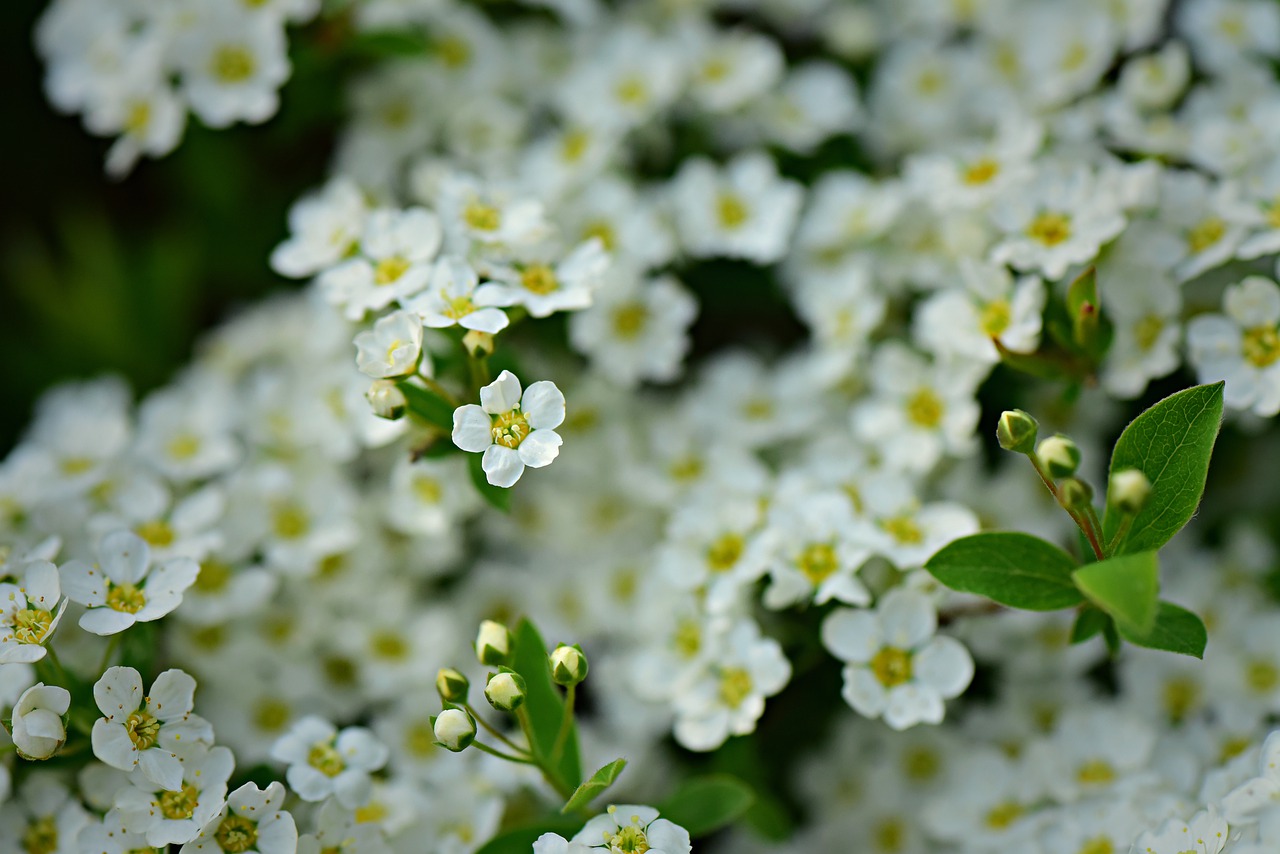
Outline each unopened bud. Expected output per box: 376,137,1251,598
436,668,470,703
463,330,495,358
1109,469,1152,515
475,620,511,667
366,380,407,420
997,410,1039,454
432,708,476,752
1058,477,1094,512
549,644,588,687
484,670,527,712
1036,434,1081,479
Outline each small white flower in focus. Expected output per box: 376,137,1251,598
353,310,425,379
180,780,297,854
318,207,443,321
115,744,235,848
484,239,610,319
270,716,389,808
60,530,199,636
400,255,509,334
0,559,66,664
569,805,691,854
822,588,974,730
10,683,70,760
452,370,565,487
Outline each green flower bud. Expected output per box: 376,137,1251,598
475,620,511,667
484,670,527,712
1036,434,1081,479
1109,469,1152,515
1058,477,1094,512
436,668,470,703
433,708,476,752
366,380,407,420
549,644,588,687
996,409,1039,454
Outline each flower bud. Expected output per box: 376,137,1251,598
1109,469,1152,515
1036,434,1081,479
432,708,476,752
1058,477,1094,512
484,670,527,712
366,380,407,420
463,330,495,358
475,620,511,667
996,409,1039,454
10,683,70,760
549,644,588,687
436,668,470,703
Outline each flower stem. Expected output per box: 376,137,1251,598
1026,454,1104,561
464,703,529,755
472,740,537,764
550,683,575,766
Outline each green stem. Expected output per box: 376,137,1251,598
97,634,122,674
1106,513,1135,556
550,683,575,765
468,354,491,397
515,707,575,801
1026,455,1104,561
420,376,459,407
43,645,72,687
472,741,537,764
464,703,529,755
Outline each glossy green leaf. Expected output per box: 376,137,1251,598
1069,607,1108,645
398,381,456,432
925,532,1083,610
474,819,583,854
511,619,581,794
1102,383,1225,555
1072,551,1159,635
657,775,754,838
562,758,627,814
1117,602,1208,658
468,453,512,512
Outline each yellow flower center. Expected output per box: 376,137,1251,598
916,69,944,95
1076,759,1116,786
214,814,259,854
1243,325,1280,368
167,433,202,460
491,409,532,449
443,295,476,320
12,609,54,645
906,388,944,428
135,519,174,547
1133,315,1164,351
984,801,1024,830
194,560,232,594
1246,659,1279,693
1186,217,1225,254
406,720,438,757
413,475,442,504
962,158,1000,185
371,630,409,660
582,220,616,251
22,816,58,854
719,667,754,708
521,264,559,295
903,747,940,781
882,515,924,545
211,45,256,84
1026,211,1072,246
107,582,147,614
614,76,649,105
873,816,906,852
1162,677,1199,723
716,193,749,229
436,36,471,69
871,647,913,687
308,740,346,777
125,101,151,135
1078,836,1114,854
253,698,291,733
796,542,839,584
158,784,201,820
706,532,744,573
60,456,94,475
609,824,650,854
979,299,1012,337
373,256,411,286
463,201,501,232
1264,196,1280,229
126,710,162,751
674,619,701,658
272,503,310,539
611,303,648,339
560,128,590,162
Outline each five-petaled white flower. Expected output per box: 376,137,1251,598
452,370,565,487
60,530,200,636
0,560,66,664
269,715,388,808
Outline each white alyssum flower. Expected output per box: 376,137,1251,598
1129,808,1228,854
353,310,424,379
115,744,235,847
400,255,509,333
10,683,70,760
533,804,691,854
270,716,389,808
318,207,443,321
271,177,368,279
671,152,804,265
822,588,974,730
758,492,874,610
0,559,66,664
60,530,199,636
452,370,565,487
483,238,609,319
92,666,214,792
179,781,297,854
1188,276,1280,416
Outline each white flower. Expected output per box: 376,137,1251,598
484,239,609,319
400,255,509,333
91,666,214,792
179,781,297,854
1100,266,1182,399
115,744,235,847
270,716,388,808
178,9,291,129
822,588,974,730
318,207,442,321
451,370,565,487
60,530,199,636
1128,808,1228,854
569,805,691,854
671,152,804,265
758,492,874,610
271,177,368,279
0,559,66,664
1222,730,1280,824
913,260,1046,364
1187,276,1280,417
10,683,70,760
353,310,424,379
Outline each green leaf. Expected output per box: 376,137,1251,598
468,454,512,512
1117,602,1208,658
1072,551,1159,635
562,758,627,814
657,775,754,838
398,381,456,432
511,619,581,795
1069,607,1109,644
924,532,1083,610
1102,382,1225,555
474,819,583,854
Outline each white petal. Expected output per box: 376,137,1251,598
94,665,144,718
884,683,944,730
480,370,522,414
821,608,881,663
521,381,566,429
148,670,197,721
139,747,184,792
878,588,936,649
482,445,525,488
58,560,106,607
913,636,974,699
452,405,494,453
459,307,510,334
285,764,333,802
518,430,562,468
80,607,137,636
92,719,138,770
842,666,887,718
99,530,151,584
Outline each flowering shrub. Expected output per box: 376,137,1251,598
10,0,1280,852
